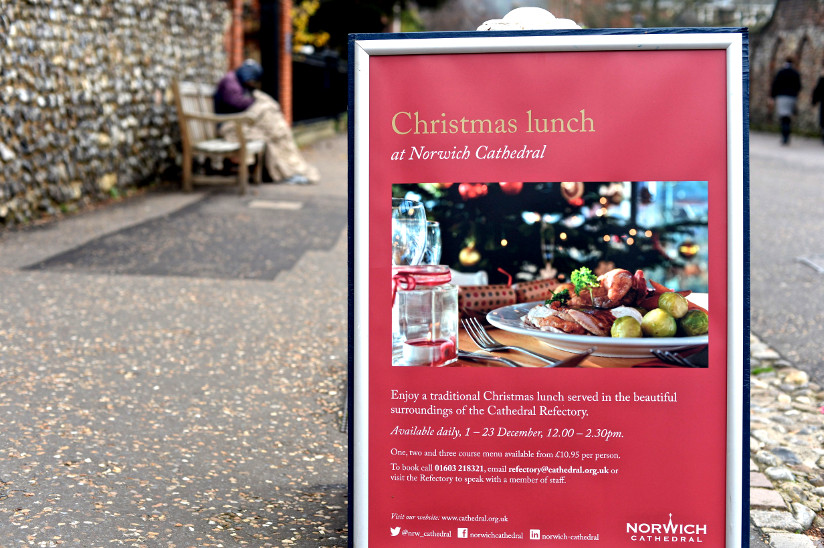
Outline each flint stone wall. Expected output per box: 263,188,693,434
0,0,229,226
750,0,824,135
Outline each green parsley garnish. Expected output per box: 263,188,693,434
546,289,570,306
570,267,600,296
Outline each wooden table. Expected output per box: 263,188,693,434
456,326,663,368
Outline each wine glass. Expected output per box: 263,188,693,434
392,198,427,265
421,221,442,265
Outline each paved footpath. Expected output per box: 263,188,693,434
750,130,824,387
0,135,349,546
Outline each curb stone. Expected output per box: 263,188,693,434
750,333,824,547
751,509,803,532
768,533,818,548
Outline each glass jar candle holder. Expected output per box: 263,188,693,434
391,265,458,367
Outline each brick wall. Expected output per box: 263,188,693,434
750,0,824,135
0,1,231,225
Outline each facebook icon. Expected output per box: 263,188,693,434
457,528,468,538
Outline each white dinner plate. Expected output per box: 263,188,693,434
486,295,708,358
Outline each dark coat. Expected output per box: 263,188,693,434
213,71,255,115
813,77,824,128
771,65,802,98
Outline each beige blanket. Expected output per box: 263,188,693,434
220,90,319,183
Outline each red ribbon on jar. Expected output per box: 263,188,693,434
391,266,452,303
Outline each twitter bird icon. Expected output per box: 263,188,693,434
390,526,401,536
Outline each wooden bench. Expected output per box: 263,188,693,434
172,80,265,194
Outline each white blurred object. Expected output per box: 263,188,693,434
450,269,489,286
477,7,581,30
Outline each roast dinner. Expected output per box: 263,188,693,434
522,267,708,339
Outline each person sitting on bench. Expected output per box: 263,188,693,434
214,59,319,185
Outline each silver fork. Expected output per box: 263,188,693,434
651,347,705,368
459,348,595,368
458,350,523,367
462,317,562,365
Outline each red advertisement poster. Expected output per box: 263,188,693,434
349,30,747,547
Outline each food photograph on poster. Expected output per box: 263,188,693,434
391,181,709,368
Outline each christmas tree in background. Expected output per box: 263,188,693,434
392,181,708,291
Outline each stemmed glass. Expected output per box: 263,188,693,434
391,198,427,265
421,221,442,265
392,198,426,363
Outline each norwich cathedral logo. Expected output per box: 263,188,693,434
626,513,708,543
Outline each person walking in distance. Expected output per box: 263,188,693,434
812,61,824,144
770,57,802,145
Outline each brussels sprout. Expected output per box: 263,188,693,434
679,309,709,336
641,308,677,337
611,316,643,338
657,292,689,319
